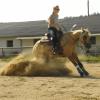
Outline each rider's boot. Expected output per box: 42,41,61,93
52,44,63,56
56,42,63,55
52,47,57,55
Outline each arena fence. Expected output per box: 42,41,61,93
0,46,33,57
0,45,100,57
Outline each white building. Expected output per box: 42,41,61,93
0,21,47,56
0,14,100,56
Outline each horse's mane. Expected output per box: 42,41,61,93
61,28,91,46
72,28,91,36
64,29,82,36
71,29,82,35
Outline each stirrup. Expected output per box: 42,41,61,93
52,48,56,55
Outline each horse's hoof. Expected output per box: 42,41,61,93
80,72,84,77
80,72,89,77
80,75,84,77
84,71,89,76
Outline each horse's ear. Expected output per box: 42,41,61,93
81,27,83,30
81,27,85,32
86,28,89,31
81,27,86,33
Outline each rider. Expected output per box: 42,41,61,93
48,5,63,54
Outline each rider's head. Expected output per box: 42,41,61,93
53,5,60,14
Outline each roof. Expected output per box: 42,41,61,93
0,14,100,37
61,14,100,33
0,21,48,37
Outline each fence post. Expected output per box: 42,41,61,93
1,48,5,57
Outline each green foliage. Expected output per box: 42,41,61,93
0,55,16,62
79,55,100,62
0,54,100,63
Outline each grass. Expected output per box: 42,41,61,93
79,55,100,63
0,52,33,62
0,54,100,63
0,55,16,62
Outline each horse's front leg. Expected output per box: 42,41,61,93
72,53,89,76
68,55,84,77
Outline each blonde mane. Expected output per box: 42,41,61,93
72,29,82,35
71,28,91,36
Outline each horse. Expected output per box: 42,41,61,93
32,28,91,77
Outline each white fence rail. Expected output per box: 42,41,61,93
87,45,100,56
0,46,33,57
0,45,100,57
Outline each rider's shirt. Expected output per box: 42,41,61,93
48,14,61,30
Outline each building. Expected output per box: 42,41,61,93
89,34,100,55
0,21,47,56
0,14,100,56
62,14,100,55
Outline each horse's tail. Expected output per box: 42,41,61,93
32,39,54,62
32,40,41,54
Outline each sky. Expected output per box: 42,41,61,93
0,0,100,22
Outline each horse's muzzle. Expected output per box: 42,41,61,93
84,42,91,49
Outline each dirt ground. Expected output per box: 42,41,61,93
0,61,100,100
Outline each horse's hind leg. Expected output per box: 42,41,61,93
72,53,89,76
68,56,84,77
78,62,89,76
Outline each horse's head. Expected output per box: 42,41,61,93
79,28,91,49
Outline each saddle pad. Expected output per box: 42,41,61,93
40,36,50,43
40,39,50,43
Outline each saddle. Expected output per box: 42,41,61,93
40,32,63,55
40,33,52,43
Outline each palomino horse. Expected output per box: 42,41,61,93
32,28,91,77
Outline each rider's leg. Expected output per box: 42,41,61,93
48,27,58,54
48,27,63,55
52,36,58,54
55,30,63,54
58,30,63,39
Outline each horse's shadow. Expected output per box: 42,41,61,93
65,74,100,80
28,74,100,80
